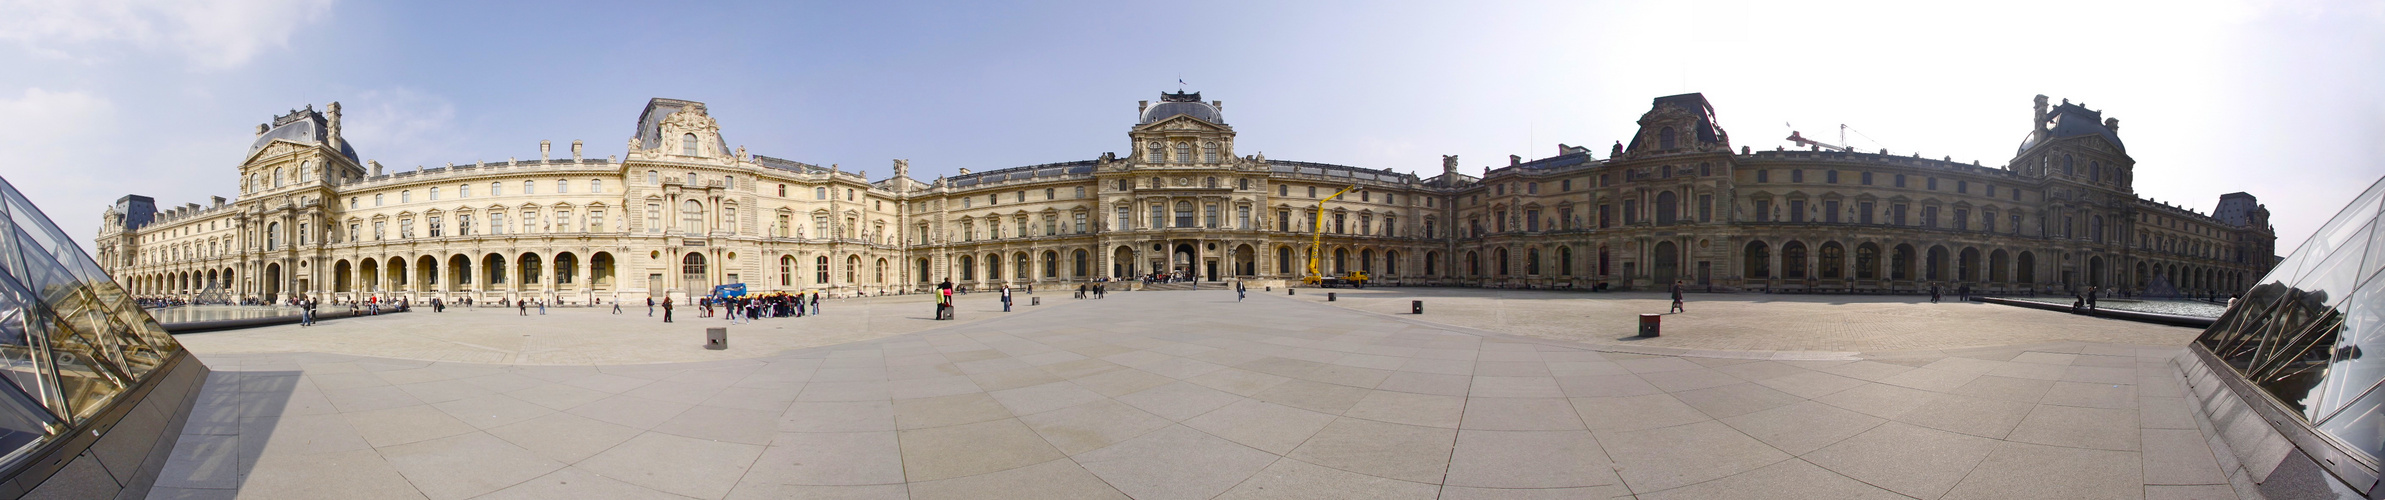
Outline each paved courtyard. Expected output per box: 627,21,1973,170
151,289,2241,499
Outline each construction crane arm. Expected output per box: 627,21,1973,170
1305,185,1361,285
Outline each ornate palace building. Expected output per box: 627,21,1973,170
94,91,2277,304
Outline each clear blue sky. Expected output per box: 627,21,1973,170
4,0,2380,255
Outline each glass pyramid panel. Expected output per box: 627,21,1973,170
0,176,188,468
2197,175,2385,462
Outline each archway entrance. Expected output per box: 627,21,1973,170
264,263,282,303
682,252,708,292
1172,243,1197,280
1653,241,1680,285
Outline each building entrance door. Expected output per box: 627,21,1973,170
1205,260,1218,281
1697,261,1712,286
1653,241,1680,285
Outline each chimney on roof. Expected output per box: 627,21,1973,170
255,123,268,137
370,161,383,176
324,102,342,147
1213,101,1223,111
541,140,552,161
1509,155,1521,167
1138,101,1148,114
571,140,584,161
211,196,225,206
2104,118,2119,132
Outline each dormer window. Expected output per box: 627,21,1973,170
1659,127,1677,150
682,133,699,156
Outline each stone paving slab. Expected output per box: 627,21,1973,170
154,289,2241,499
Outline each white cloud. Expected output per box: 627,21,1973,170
0,0,332,69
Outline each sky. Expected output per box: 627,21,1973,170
2,0,2380,257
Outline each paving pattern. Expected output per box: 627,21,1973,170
151,290,2244,499
1293,288,2205,352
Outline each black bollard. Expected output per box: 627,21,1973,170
1413,300,1423,314
1288,289,1295,295
1328,293,1336,302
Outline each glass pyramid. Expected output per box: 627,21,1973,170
0,176,185,467
2197,175,2385,462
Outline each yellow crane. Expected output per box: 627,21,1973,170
1302,185,1369,287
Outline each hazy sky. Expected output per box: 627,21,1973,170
3,0,2379,256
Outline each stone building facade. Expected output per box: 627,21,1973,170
95,91,2277,304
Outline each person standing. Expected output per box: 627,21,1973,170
2086,286,2100,310
810,292,820,315
518,299,528,316
301,296,316,326
662,297,675,323
537,299,547,315
1236,281,1246,302
1929,283,1942,304
1001,285,1013,312
1670,280,1686,313
647,297,655,317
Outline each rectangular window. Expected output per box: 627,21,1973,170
557,180,569,194
1152,204,1166,228
1525,210,1541,232
1756,170,1769,183
646,203,661,233
1698,195,1713,222
1559,207,1574,230
400,219,415,239
1894,174,1906,188
1922,206,1938,228
1927,178,1938,190
590,210,605,232
1791,170,1804,183
1984,212,1997,232
429,216,443,237
1788,200,1805,222
1623,201,1637,224
1277,209,1290,232
1074,212,1088,233
1827,170,1839,183
1044,215,1057,236
1236,206,1250,230
1861,172,1873,185
1824,200,1841,223
492,213,506,235
1205,204,1219,228
1117,207,1131,231
1599,205,1612,228
374,221,385,240
523,210,538,233
1074,186,1085,198
349,223,359,242
1892,204,1907,225
1957,180,1968,193
1308,186,1317,198
591,179,603,193
1561,179,1572,191
1954,209,1969,231
1753,200,1770,222
524,181,535,195
1859,202,1875,224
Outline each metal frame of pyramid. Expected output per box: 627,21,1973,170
2190,175,2385,493
0,175,203,494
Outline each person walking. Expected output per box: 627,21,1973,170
518,299,528,316
1236,281,1246,301
537,299,547,315
613,299,623,314
647,297,655,317
1670,280,1686,313
662,297,675,323
810,292,820,315
301,296,316,326
1929,283,1942,304
1001,285,1013,312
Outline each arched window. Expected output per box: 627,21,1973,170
429,187,439,200
682,133,700,155
1175,201,1194,228
646,170,659,184
682,252,705,276
1147,142,1163,162
1174,142,1192,163
1658,127,1677,149
681,200,704,232
777,184,787,197
556,179,569,194
273,168,285,188
491,182,503,196
2063,154,2074,175
523,180,536,195
1203,142,1219,163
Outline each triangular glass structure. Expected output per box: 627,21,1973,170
0,176,187,466
2196,175,2385,463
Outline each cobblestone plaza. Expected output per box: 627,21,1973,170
145,288,2264,499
